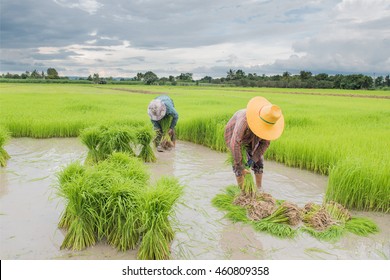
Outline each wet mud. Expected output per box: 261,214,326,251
0,138,389,260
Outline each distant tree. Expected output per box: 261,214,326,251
374,76,384,87
177,73,193,81
247,73,257,80
299,70,312,80
87,75,93,81
315,73,329,81
47,68,59,79
282,71,291,79
226,69,236,80
199,76,213,83
92,73,100,83
143,71,158,85
385,75,390,87
31,69,42,79
134,72,144,81
168,75,175,82
235,69,246,79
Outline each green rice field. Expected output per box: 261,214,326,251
0,83,389,212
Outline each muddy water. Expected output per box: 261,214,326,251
0,138,389,260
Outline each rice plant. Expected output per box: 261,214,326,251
2,83,389,213
136,126,156,162
104,181,143,251
159,116,174,149
212,185,248,223
226,146,257,197
57,152,146,251
80,125,137,164
0,126,11,167
345,217,379,236
57,172,100,250
301,201,379,241
137,176,183,260
57,152,183,258
212,185,299,238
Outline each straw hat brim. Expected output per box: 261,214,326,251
246,96,284,140
148,100,166,121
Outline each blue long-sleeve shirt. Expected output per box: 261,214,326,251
151,95,179,130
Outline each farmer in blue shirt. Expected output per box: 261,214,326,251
147,95,179,152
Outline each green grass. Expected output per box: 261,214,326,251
0,126,11,167
1,83,389,212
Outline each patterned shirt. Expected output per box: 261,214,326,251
224,109,270,176
151,95,179,130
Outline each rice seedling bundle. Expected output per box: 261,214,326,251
57,152,148,251
159,116,174,150
213,186,379,241
212,185,299,238
136,126,156,162
80,125,138,164
0,126,11,167
301,201,379,241
226,146,258,196
57,152,183,258
104,181,143,251
137,177,183,260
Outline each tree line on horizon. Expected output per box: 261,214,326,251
1,68,389,90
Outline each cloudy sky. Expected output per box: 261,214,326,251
1,0,389,79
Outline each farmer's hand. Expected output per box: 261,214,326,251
242,169,251,176
168,128,173,136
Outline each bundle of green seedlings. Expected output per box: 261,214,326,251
0,126,11,167
135,125,156,162
226,146,257,197
80,124,156,164
137,177,183,260
212,185,300,238
57,152,183,259
159,115,174,150
253,201,301,238
80,125,136,164
301,201,379,241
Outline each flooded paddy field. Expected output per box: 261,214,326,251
0,138,389,260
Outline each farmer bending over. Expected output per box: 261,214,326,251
147,95,179,152
224,97,284,192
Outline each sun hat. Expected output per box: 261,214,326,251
148,99,167,121
246,96,284,140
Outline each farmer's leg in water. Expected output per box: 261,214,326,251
234,169,250,190
252,157,264,191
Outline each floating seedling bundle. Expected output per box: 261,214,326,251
0,126,10,167
57,152,183,259
301,201,379,241
80,124,155,164
212,185,299,238
213,185,379,241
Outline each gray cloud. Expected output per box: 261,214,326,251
1,0,389,78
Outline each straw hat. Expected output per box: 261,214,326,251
246,96,284,140
148,99,167,121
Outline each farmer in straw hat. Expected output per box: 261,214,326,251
224,96,284,192
147,95,179,152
